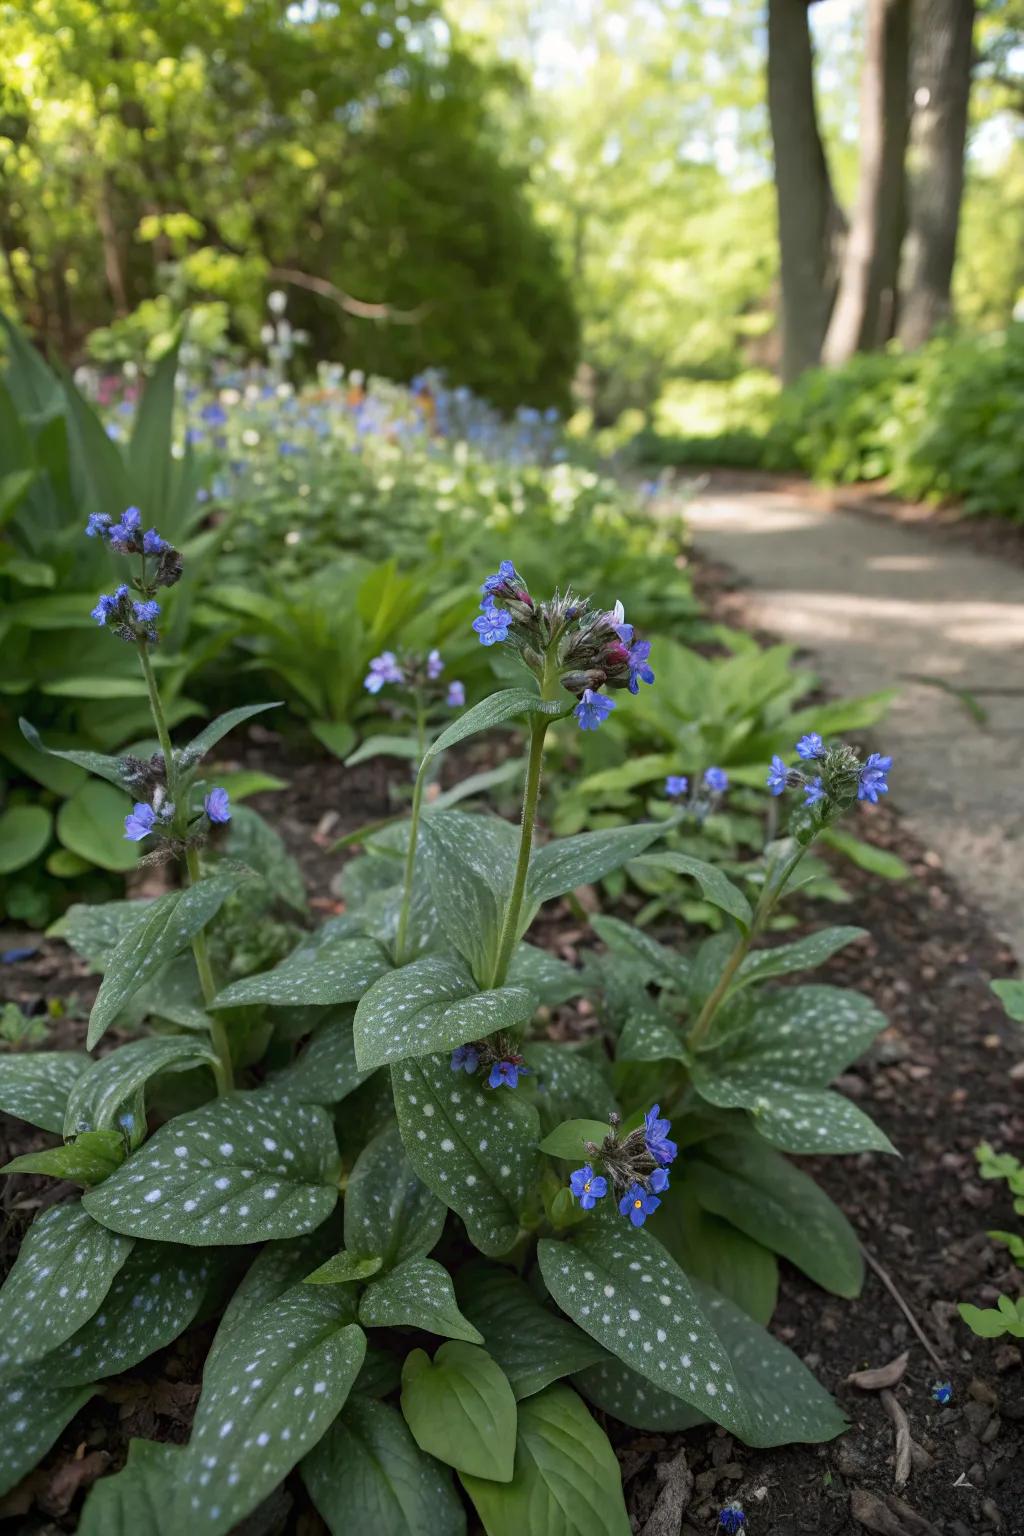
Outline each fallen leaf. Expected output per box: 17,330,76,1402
41,1449,110,1517
880,1389,911,1489
846,1351,910,1391
639,1448,693,1536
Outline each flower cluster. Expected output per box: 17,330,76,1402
450,1037,531,1090
363,648,464,709
471,563,654,730
87,506,183,644
767,733,893,820
717,1504,747,1533
664,766,729,809
124,785,231,845
567,1105,677,1227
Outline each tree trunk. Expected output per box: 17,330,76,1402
897,0,975,348
823,0,912,364
768,0,846,382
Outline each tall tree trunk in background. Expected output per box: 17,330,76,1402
768,0,846,382
897,0,975,348
823,0,912,364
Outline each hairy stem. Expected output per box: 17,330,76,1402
490,712,549,988
395,761,427,967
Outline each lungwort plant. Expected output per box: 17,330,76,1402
0,544,896,1533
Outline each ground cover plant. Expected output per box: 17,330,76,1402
0,515,900,1533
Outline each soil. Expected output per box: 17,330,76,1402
2,689,1023,1533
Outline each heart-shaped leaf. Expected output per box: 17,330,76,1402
0,1381,95,1499
454,1261,605,1400
211,934,390,1010
63,1036,220,1137
302,1393,466,1536
0,1050,90,1132
57,781,139,872
355,955,534,1072
83,1091,339,1244
0,1200,133,1370
344,1121,446,1269
267,1007,371,1105
392,1054,541,1257
538,1119,615,1162
360,1257,483,1343
401,1341,517,1481
459,1383,631,1536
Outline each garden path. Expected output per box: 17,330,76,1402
681,481,1024,959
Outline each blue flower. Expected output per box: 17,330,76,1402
201,401,227,427
717,1504,746,1533
124,803,157,841
766,754,789,795
858,752,892,804
796,732,825,760
627,639,654,694
427,648,444,680
574,688,616,731
447,680,466,708
644,1104,677,1166
932,1381,953,1405
569,1164,608,1210
607,599,633,644
703,767,728,793
204,787,231,824
120,506,141,531
803,777,826,807
619,1182,661,1227
85,513,111,538
650,1167,670,1193
665,774,689,798
472,600,512,646
143,528,168,554
481,560,515,594
133,599,161,624
450,1044,480,1074
107,507,142,549
364,651,405,693
91,585,128,626
488,1060,528,1089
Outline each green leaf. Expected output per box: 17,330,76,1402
212,934,390,1010
459,1383,630,1536
958,1301,1024,1340
49,897,149,965
78,1439,184,1536
522,1044,617,1134
344,1121,446,1270
0,803,52,874
354,955,534,1072
524,822,664,918
454,1261,605,1399
88,873,245,1047
392,1054,541,1257
573,1354,707,1432
63,1036,220,1137
57,779,138,872
820,827,909,880
206,1220,344,1373
687,1134,863,1297
631,850,752,928
0,1050,90,1132
306,1251,384,1285
267,1007,371,1105
0,1200,133,1370
170,1283,366,1534
401,1340,517,1481
507,944,586,1008
423,690,564,766
701,985,886,1085
83,1091,339,1244
302,1393,467,1536
991,978,1024,1024
360,1257,483,1342
220,802,307,913
311,719,358,758
538,1119,614,1162
589,914,690,989
661,1202,778,1326
617,1009,687,1065
0,722,85,795
3,1129,126,1186
0,1382,95,1499
345,733,422,768
16,722,128,792
736,926,867,988
711,1083,897,1155
420,813,514,980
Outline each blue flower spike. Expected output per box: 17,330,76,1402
85,512,111,538
569,1164,608,1210
574,688,615,731
665,774,689,798
718,1503,747,1534
204,787,231,825
427,649,444,680
644,1104,677,1166
450,1044,479,1074
481,559,516,595
446,680,466,708
649,1167,670,1194
619,1182,661,1227
124,803,157,842
796,732,825,761
932,1381,953,1406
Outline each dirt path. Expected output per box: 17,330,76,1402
682,481,1024,960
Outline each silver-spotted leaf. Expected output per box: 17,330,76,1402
0,1050,90,1132
573,1354,707,1432
522,1043,617,1134
267,1007,371,1105
400,1340,517,1481
701,984,886,1085
0,1381,95,1498
63,1036,220,1137
633,850,752,928
359,1257,482,1342
354,955,534,1072
617,1009,687,1065
454,1261,605,1399
77,1438,184,1536
344,1121,446,1269
523,823,664,921
735,925,866,990
211,934,390,1010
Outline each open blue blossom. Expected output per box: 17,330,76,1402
796,732,825,760
574,688,615,731
91,585,128,626
204,787,231,824
201,401,227,427
932,1381,953,1405
704,767,728,793
717,1504,746,1533
481,560,515,594
364,651,405,693
447,680,466,708
644,1104,677,1166
858,752,892,804
665,774,689,798
427,649,444,679
124,803,157,841
650,1167,670,1194
85,513,111,538
143,528,168,555
450,1044,480,1074
766,754,789,795
569,1164,607,1210
488,1060,528,1089
108,506,142,549
133,599,161,625
472,600,511,646
619,1182,661,1227
627,639,654,694
803,777,826,807
607,599,633,644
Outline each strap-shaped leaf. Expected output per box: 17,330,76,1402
419,814,511,980
0,1201,133,1370
701,984,886,1084
359,1257,483,1342
392,1054,541,1257
660,1198,778,1326
617,1009,687,1065
687,1133,863,1297
354,955,534,1072
631,850,752,929
422,689,564,766
64,1036,220,1137
344,1121,446,1269
77,1439,184,1536
83,1091,339,1244
19,717,127,790
524,822,664,917
459,1383,631,1536
211,933,390,1010
589,915,690,989
206,1217,344,1374
171,1283,366,1534
267,1007,371,1105
49,898,149,967
0,1050,89,1132
522,1043,617,1134
177,702,282,769
454,1261,605,1400
401,1340,517,1481
735,925,867,989
303,1393,466,1536
573,1354,707,1432
88,872,246,1048
0,1381,95,1499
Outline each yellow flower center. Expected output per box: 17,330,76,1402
583,1181,591,1192
633,1198,643,1209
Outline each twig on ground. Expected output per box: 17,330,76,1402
860,1244,946,1372
880,1389,912,1488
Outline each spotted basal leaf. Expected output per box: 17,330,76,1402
0,1381,95,1499
454,1261,605,1399
392,1054,541,1257
63,1036,220,1137
588,915,690,990
522,823,664,928
419,812,516,981
169,1281,366,1535
0,1200,133,1370
302,1393,466,1536
522,1043,617,1134
508,944,587,1008
205,1217,343,1374
401,1341,517,1481
77,1438,185,1536
344,1121,447,1268
734,925,866,990
49,898,148,966
211,934,390,1010
359,1257,483,1343
459,1383,631,1536
573,1353,707,1431
83,1091,339,1245
616,1008,687,1064
266,1007,371,1105
700,985,886,1084
0,1050,90,1132
354,955,534,1072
